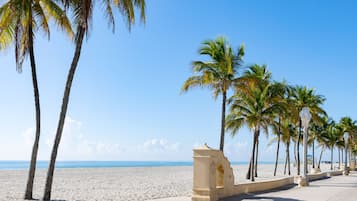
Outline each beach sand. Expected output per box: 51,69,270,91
0,163,334,201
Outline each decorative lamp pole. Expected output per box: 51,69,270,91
299,107,312,186
344,132,349,175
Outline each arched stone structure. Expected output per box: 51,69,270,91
192,144,234,201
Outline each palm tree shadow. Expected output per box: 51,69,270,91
27,199,67,201
223,196,301,201
220,184,300,201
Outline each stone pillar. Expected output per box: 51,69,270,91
192,144,217,201
192,144,235,201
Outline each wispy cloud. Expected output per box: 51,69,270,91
45,117,124,160
140,138,180,153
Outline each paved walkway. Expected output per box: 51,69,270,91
149,172,357,201
223,171,357,201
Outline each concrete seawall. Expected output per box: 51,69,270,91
192,145,344,201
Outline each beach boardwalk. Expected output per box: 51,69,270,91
148,172,357,201
221,171,357,201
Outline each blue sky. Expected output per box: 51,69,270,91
0,0,357,162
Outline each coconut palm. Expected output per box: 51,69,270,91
324,120,341,170
181,36,245,151
315,117,330,169
269,118,282,176
283,122,296,175
289,86,326,175
308,116,326,169
226,68,285,181
43,0,145,200
0,1,72,199
339,117,357,140
338,117,357,168
267,81,289,176
243,65,277,178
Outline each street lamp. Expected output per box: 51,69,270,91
344,132,349,175
299,107,312,186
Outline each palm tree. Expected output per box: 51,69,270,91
324,120,340,170
268,81,289,176
289,86,326,175
338,117,357,168
283,122,296,175
0,1,72,199
308,116,326,169
181,36,245,151
226,67,285,181
43,0,145,200
270,118,282,176
243,65,276,178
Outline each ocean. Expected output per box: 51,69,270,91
0,161,275,170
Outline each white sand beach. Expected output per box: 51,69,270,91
0,163,334,201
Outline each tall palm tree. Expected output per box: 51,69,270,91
282,122,296,175
338,117,357,168
43,0,145,200
181,36,245,151
270,118,282,176
308,116,326,169
268,81,288,176
226,68,285,181
339,117,357,139
324,120,340,170
289,86,326,175
242,65,276,178
0,1,72,199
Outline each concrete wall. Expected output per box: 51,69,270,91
192,145,345,201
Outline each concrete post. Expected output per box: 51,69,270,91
192,144,217,201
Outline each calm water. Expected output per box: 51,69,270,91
0,161,274,170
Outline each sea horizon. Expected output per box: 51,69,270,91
0,160,278,170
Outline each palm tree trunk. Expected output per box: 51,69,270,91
254,136,259,177
246,159,252,180
284,153,287,175
24,18,41,200
294,141,297,166
274,130,280,176
312,140,315,168
318,147,324,169
339,149,341,169
247,129,258,182
297,119,302,175
43,27,85,201
330,147,333,170
219,91,226,151
287,141,291,175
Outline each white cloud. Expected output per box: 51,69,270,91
46,116,123,160
141,138,180,153
9,118,187,161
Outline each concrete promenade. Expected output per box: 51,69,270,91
149,171,357,201
222,171,357,201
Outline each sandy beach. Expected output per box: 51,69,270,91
0,163,334,201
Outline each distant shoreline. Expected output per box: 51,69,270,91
0,160,279,170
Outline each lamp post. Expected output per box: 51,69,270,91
299,107,312,186
344,132,349,175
